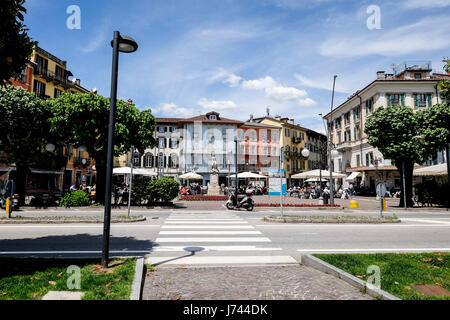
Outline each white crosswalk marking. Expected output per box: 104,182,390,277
148,212,297,266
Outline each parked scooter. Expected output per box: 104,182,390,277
0,180,19,211
226,192,254,211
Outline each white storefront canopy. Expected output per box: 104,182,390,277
413,163,448,177
291,169,347,179
345,171,361,181
113,167,157,176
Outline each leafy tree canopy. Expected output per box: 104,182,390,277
0,0,36,84
0,85,50,166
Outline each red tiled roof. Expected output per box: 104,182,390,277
155,117,185,123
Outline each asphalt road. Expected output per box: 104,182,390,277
1,209,450,266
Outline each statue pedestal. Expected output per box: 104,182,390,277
208,172,221,196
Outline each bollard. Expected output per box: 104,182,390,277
349,200,358,208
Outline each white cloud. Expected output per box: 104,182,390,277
298,98,317,107
241,76,279,90
223,74,242,87
320,16,450,57
265,86,308,101
197,98,237,110
403,0,450,9
240,75,314,105
154,103,195,117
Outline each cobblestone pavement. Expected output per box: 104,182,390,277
143,265,372,300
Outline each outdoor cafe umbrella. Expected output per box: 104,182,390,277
112,167,157,176
291,169,347,179
179,172,203,180
227,171,267,179
305,178,328,182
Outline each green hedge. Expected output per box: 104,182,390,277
59,190,90,207
131,177,180,204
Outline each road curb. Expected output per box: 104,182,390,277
130,256,145,300
263,216,401,224
301,254,401,300
0,217,146,224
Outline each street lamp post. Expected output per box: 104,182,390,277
234,137,238,193
102,31,138,268
329,75,338,206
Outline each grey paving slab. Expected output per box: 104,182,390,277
142,265,372,300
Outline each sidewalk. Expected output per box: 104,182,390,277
143,265,372,300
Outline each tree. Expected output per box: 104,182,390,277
365,103,450,207
47,93,157,203
0,0,36,84
364,105,422,207
0,86,51,203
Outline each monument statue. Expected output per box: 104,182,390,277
208,153,220,195
211,154,219,173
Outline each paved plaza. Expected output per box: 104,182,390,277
143,265,372,300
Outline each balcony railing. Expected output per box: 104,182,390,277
335,141,353,152
34,67,73,88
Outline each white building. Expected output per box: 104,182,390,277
179,111,243,186
323,61,449,193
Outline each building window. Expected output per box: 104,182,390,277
133,153,141,167
414,73,422,79
353,106,360,121
414,93,432,109
285,128,290,137
169,126,177,133
335,118,341,129
387,93,405,107
158,126,166,133
209,115,217,120
16,68,27,83
54,88,63,98
170,138,178,148
170,154,178,168
144,154,153,167
293,131,297,138
33,80,46,98
158,137,166,148
356,154,361,167
365,98,373,114
344,112,350,125
354,125,360,140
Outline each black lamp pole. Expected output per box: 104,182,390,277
101,30,138,268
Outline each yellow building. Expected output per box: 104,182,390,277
253,116,308,186
31,46,89,99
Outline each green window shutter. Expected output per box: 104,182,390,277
414,94,418,109
401,94,405,106
427,93,432,107
365,100,369,114
386,94,391,107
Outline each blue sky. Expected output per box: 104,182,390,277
24,0,450,133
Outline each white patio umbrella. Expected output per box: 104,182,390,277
179,172,203,180
291,169,347,179
305,178,328,182
113,167,133,174
228,171,267,179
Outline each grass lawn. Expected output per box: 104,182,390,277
314,253,450,300
0,258,136,300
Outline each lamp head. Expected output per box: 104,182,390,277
111,34,138,53
301,148,310,158
45,143,55,153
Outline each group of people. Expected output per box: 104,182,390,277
180,183,207,196
288,182,356,200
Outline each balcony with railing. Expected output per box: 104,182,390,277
34,67,74,88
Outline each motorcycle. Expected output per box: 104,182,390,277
0,194,20,211
226,192,254,211
0,180,19,211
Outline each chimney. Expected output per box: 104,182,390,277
275,115,281,121
280,117,289,123
289,119,294,125
377,71,385,79
249,114,254,122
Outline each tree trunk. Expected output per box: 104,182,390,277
398,160,415,208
